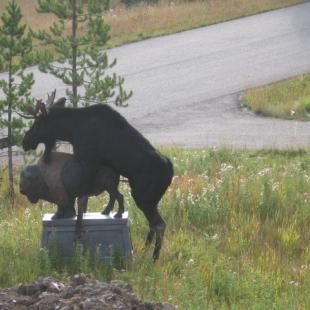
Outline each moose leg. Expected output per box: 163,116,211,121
130,179,167,261
130,161,172,261
114,191,124,218
43,139,56,164
101,190,124,218
75,196,88,239
79,196,88,213
153,217,166,261
145,227,155,247
101,191,116,216
139,205,166,261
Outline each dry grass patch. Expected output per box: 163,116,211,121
0,0,306,47
105,0,306,45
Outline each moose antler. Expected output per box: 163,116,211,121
18,90,66,119
46,89,56,110
17,100,45,119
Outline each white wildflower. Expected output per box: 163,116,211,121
272,182,279,191
186,258,195,267
289,280,299,286
258,168,272,176
220,163,234,172
211,234,219,241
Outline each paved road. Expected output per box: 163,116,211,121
2,2,310,149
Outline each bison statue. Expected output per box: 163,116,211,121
20,152,124,221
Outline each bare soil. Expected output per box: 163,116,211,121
0,274,176,310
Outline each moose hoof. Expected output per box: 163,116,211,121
101,209,110,216
114,212,123,219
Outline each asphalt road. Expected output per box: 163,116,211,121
2,2,310,149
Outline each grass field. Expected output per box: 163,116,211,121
0,0,306,47
0,148,309,309
243,74,310,121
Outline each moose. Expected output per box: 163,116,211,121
22,91,173,261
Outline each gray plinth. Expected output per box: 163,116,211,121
42,212,132,261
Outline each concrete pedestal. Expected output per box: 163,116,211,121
42,212,132,261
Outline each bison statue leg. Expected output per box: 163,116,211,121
52,197,76,219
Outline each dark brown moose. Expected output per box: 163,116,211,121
22,92,173,261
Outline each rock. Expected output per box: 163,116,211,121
17,284,39,296
41,277,63,294
72,273,87,286
162,303,178,310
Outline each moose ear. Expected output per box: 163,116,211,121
51,97,66,109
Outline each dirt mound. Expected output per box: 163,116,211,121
0,274,176,309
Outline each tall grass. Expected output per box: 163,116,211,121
0,148,309,309
243,74,310,120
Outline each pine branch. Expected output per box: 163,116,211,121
34,0,130,107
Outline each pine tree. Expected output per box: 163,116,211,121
35,0,132,107
0,0,34,197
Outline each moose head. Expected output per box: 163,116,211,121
22,90,66,152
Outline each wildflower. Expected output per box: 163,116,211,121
186,258,195,267
272,182,279,191
24,208,31,218
202,187,208,196
289,280,299,286
220,163,234,172
172,175,179,182
257,168,272,176
211,234,219,241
